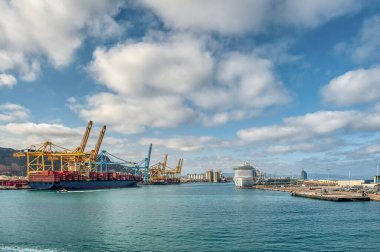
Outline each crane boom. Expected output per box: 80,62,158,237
77,121,93,152
90,125,106,160
146,143,152,168
163,154,168,174
177,158,183,173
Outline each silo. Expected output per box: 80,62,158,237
213,171,221,183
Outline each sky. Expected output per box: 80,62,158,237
1,0,380,177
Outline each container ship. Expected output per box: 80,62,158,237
29,171,141,190
13,121,149,190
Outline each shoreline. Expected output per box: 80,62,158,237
0,186,30,190
254,185,380,202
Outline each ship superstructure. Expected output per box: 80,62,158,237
233,163,255,188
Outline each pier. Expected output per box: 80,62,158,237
255,185,380,202
291,191,370,201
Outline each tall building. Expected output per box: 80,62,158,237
374,175,380,185
213,171,221,183
301,169,307,180
206,170,214,182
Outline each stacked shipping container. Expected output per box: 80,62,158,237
29,171,140,183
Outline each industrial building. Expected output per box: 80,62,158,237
185,169,225,183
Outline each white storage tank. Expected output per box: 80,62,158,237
233,163,255,188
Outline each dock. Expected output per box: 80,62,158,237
0,186,30,190
291,191,370,201
368,194,380,201
0,177,29,190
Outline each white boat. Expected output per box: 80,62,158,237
233,163,255,188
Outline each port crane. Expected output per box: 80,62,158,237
97,144,152,182
13,121,106,176
149,154,183,184
88,125,106,171
166,158,183,183
74,120,93,153
149,154,168,184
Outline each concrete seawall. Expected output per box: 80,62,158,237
255,185,380,202
291,191,370,201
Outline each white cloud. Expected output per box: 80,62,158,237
237,125,300,143
141,0,360,34
1,123,81,138
89,34,213,95
237,109,380,143
0,122,83,149
265,143,320,154
252,39,302,64
0,121,125,152
68,92,196,134
0,103,29,122
140,136,217,152
140,0,269,34
353,15,380,62
0,74,17,87
192,53,290,111
365,144,380,154
71,34,290,132
0,0,123,82
334,14,380,63
284,111,356,134
279,0,360,28
321,66,380,106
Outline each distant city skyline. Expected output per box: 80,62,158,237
1,1,380,176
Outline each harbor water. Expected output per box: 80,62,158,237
1,183,380,251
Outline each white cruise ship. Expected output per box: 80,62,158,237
233,163,255,188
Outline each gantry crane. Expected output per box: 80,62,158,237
149,154,167,184
149,154,183,184
166,158,183,183
75,120,93,152
13,121,106,176
13,141,87,176
87,125,106,171
97,143,152,182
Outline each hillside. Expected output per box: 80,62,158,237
0,147,25,176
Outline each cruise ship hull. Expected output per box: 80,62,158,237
233,163,255,189
234,177,254,188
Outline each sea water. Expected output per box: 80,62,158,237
1,183,379,251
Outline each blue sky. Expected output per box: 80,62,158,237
1,0,380,177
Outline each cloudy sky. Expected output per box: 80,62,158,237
1,0,380,177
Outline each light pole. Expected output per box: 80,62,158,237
376,162,379,194
348,169,351,187
327,168,330,181
376,162,379,185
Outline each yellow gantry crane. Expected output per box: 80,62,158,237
13,121,106,176
74,120,93,153
166,158,183,183
88,125,106,170
149,154,183,184
149,154,167,184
